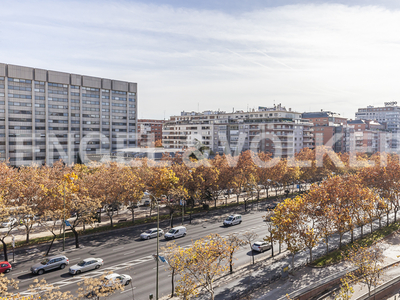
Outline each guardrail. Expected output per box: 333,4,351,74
355,274,400,300
277,267,358,300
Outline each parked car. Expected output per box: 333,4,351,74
266,203,277,210
252,241,271,253
69,258,103,275
0,261,12,273
31,255,69,275
104,273,132,286
164,226,187,240
1,217,17,228
140,228,164,240
223,214,242,226
143,200,151,206
85,273,132,298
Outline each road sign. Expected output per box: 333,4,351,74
180,200,186,206
159,255,168,264
65,220,71,227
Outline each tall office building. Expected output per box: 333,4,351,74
0,63,137,166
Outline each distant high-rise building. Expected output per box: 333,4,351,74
0,63,137,166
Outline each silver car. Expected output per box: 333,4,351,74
251,241,271,253
140,228,164,240
69,258,103,275
31,255,69,275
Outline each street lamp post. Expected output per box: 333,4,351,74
63,180,66,252
63,175,74,252
145,192,160,300
156,197,159,300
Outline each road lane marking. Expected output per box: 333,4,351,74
123,251,136,255
69,257,81,262
121,287,136,293
113,247,125,251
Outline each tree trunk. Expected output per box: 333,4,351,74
325,235,329,254
309,248,312,263
170,268,175,298
339,233,342,249
395,209,398,223
230,253,233,274
170,213,174,228
387,212,390,226
351,229,354,243
370,221,373,233
244,201,247,211
71,227,79,248
45,233,57,256
291,253,295,271
236,194,239,204
361,224,363,238
252,250,254,264
131,209,135,223
214,198,217,208
26,228,30,243
379,217,381,229
1,239,8,262
270,235,274,257
266,188,269,198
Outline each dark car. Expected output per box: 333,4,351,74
266,203,277,210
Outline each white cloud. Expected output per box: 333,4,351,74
1,1,400,118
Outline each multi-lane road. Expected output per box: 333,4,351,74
6,205,276,299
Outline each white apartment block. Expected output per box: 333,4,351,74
0,63,137,166
355,102,400,132
163,104,314,158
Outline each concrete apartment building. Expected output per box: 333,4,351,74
302,111,347,153
346,119,388,153
355,102,400,132
163,104,314,158
0,63,137,166
137,119,164,147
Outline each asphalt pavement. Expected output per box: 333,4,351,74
4,202,276,300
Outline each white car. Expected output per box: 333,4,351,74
140,228,164,240
164,226,186,240
69,258,103,275
104,273,132,286
252,241,271,253
1,218,17,228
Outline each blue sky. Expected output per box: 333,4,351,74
1,0,400,119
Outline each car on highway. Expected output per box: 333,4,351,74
1,217,17,228
69,258,103,275
143,199,151,206
31,255,69,275
164,226,186,240
104,273,132,286
140,228,164,240
265,203,277,210
251,241,271,253
223,214,242,226
0,261,11,273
